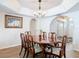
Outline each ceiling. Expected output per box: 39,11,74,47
0,0,79,17
17,0,63,11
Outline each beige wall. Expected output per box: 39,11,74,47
0,0,21,12
0,12,31,49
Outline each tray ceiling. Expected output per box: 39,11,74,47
17,0,63,11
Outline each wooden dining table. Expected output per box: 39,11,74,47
32,35,60,57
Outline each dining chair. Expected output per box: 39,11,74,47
19,33,29,58
46,35,67,58
55,35,67,58
39,32,53,57
25,34,42,58
21,31,32,57
43,32,47,40
22,34,31,58
19,33,25,55
19,32,33,58
47,32,57,49
39,32,47,41
48,32,57,43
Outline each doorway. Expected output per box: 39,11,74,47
30,18,37,35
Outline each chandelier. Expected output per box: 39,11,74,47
34,0,45,18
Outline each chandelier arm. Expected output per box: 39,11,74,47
33,0,46,18
38,0,42,10
39,0,42,3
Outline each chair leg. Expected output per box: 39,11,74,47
64,47,66,58
49,47,53,58
45,53,47,58
33,54,35,58
64,52,66,58
49,54,51,58
26,49,29,58
23,49,27,58
32,48,35,58
19,46,23,55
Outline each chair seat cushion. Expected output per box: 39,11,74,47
46,47,61,55
34,44,42,53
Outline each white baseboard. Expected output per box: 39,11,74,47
73,47,79,52
0,43,21,49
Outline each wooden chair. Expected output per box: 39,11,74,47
25,34,42,58
19,32,33,58
55,35,67,58
48,32,57,43
20,31,32,58
19,33,24,55
39,32,47,41
22,34,32,58
19,33,29,57
46,35,67,58
25,31,31,34
47,32,57,49
43,32,47,40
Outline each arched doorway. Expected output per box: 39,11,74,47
50,16,74,42
30,18,37,36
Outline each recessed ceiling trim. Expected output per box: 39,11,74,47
17,0,63,11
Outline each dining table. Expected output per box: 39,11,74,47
32,35,61,57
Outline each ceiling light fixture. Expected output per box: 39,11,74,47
34,0,45,18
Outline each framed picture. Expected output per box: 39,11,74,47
5,15,23,28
